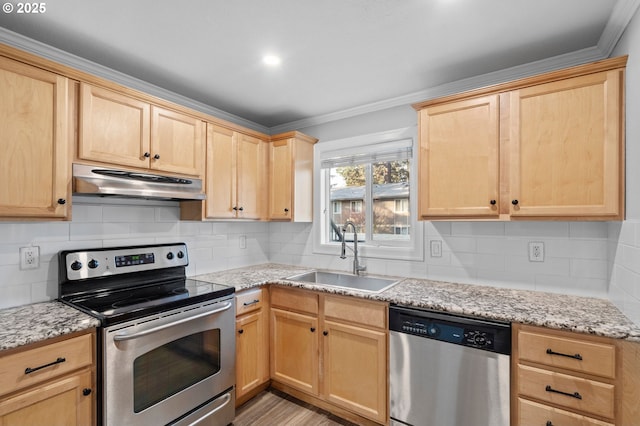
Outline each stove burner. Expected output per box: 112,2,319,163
112,297,152,309
172,287,188,295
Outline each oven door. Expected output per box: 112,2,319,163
102,297,235,426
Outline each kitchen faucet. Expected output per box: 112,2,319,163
340,221,366,275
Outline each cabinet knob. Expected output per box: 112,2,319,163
323,331,328,336
511,199,519,205
153,154,160,160
490,200,496,205
232,206,238,211
238,207,244,211
546,422,553,426
310,327,316,333
82,388,92,396
57,198,66,205
143,152,151,158
284,208,289,213
238,329,244,334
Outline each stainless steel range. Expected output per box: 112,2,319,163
58,243,235,426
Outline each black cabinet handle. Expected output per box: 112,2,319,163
546,421,553,426
25,357,66,374
57,198,66,205
143,152,151,158
490,200,496,205
546,348,583,360
238,329,244,334
243,299,260,306
232,206,238,211
153,154,160,160
310,327,316,332
545,385,582,400
284,208,289,213
238,207,244,211
323,331,328,336
82,388,92,396
511,200,519,205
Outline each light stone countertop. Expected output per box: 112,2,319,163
2,262,638,353
0,301,101,351
194,263,640,342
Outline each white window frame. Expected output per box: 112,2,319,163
332,201,342,214
313,127,423,261
350,200,363,213
394,198,409,213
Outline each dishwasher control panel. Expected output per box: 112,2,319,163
389,305,511,355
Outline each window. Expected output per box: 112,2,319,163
314,127,423,261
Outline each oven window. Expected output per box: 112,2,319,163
133,329,221,412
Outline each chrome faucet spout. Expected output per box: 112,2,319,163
341,221,366,275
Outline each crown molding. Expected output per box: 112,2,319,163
0,27,271,135
598,0,640,56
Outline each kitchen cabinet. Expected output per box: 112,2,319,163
512,324,640,426
268,131,318,222
235,287,270,406
79,83,205,177
0,330,95,425
414,56,625,221
182,124,267,220
270,287,388,424
0,56,72,219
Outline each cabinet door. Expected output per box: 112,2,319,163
236,309,269,400
322,320,387,423
205,124,237,219
79,83,151,169
0,57,70,218
0,370,93,426
151,106,204,176
236,134,266,220
418,95,500,218
509,70,622,218
270,308,318,396
269,139,292,220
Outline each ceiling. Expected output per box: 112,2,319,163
0,0,635,130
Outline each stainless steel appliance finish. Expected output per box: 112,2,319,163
72,163,206,200
389,305,511,426
59,243,235,426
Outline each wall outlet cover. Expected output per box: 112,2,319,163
20,246,40,270
430,240,442,258
528,241,544,262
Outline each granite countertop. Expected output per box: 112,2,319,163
0,301,101,351
195,263,640,342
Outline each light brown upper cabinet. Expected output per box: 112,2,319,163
268,132,318,222
79,83,204,177
0,56,72,220
414,56,626,221
196,124,267,220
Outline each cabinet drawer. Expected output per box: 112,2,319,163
271,287,318,315
236,288,265,316
0,333,93,397
518,398,613,426
518,365,614,419
323,295,386,329
518,329,615,379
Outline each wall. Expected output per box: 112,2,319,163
0,197,269,309
608,6,640,324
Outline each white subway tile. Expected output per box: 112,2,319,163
71,204,103,223
546,239,608,259
70,223,130,240
505,222,569,238
569,222,609,238
504,255,570,276
570,259,609,279
0,284,31,309
103,205,156,223
451,222,505,236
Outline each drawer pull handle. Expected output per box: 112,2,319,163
546,348,583,360
545,385,582,400
243,299,260,306
24,357,66,374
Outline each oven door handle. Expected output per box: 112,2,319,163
113,302,232,342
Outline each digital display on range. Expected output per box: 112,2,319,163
115,253,155,268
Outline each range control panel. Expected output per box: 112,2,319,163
61,243,188,281
389,305,511,355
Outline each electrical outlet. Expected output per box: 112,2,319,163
528,241,544,262
20,246,40,270
239,235,247,249
430,240,442,258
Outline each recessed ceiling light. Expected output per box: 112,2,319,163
263,55,281,67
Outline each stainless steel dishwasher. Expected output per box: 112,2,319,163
389,305,511,426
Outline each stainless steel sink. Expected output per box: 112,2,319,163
285,271,400,293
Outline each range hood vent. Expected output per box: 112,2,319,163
72,164,206,201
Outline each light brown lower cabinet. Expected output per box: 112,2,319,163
235,287,270,406
0,330,96,426
513,323,640,426
270,287,388,425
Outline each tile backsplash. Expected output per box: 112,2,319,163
1,197,638,327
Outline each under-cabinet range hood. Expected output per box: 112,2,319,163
72,163,206,201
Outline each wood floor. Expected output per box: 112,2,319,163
233,389,358,426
